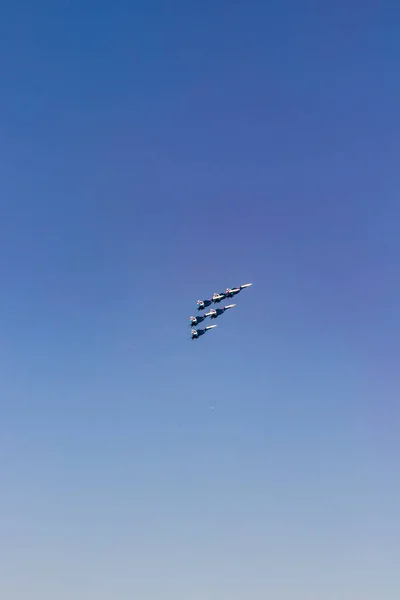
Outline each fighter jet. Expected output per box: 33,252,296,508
198,283,252,308
205,304,236,319
197,298,213,311
224,283,252,298
211,291,227,303
191,325,217,340
189,313,209,327
211,283,252,303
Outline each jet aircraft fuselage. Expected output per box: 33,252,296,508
191,325,217,339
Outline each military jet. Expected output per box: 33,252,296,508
225,283,252,298
211,291,228,303
197,298,213,311
191,325,217,340
205,304,236,319
198,283,252,308
189,313,209,327
211,283,252,303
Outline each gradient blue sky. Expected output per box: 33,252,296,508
1,2,399,598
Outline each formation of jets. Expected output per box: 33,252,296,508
190,283,252,340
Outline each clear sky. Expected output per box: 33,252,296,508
1,1,399,598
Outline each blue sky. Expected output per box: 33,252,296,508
1,1,399,598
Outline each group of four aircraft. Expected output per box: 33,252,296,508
190,283,253,340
